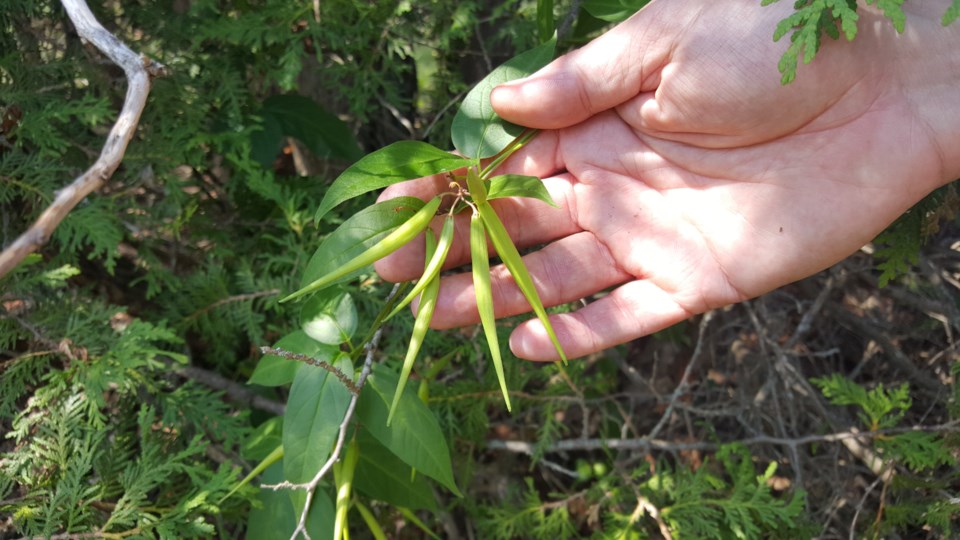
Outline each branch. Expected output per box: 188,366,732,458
262,283,400,540
173,364,286,416
485,421,960,455
0,0,167,278
259,346,360,394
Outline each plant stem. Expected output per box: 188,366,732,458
480,129,540,179
351,281,411,363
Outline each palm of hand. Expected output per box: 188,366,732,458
377,2,945,360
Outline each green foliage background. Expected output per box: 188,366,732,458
1,0,958,538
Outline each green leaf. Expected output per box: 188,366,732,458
283,361,353,483
581,0,651,22
301,197,425,290
314,141,471,222
451,38,556,159
486,174,558,207
537,0,555,42
250,94,363,169
300,290,358,345
353,431,438,512
247,461,334,540
943,1,960,25
249,330,337,387
357,365,461,495
241,416,283,461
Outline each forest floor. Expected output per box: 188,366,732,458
467,225,960,539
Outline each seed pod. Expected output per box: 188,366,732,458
466,167,487,204
471,212,511,411
332,439,360,540
282,196,442,303
387,229,441,426
386,214,455,321
477,202,568,364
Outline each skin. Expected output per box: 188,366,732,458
375,0,960,361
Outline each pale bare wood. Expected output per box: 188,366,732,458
0,0,166,278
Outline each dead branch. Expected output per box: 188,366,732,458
0,0,167,278
174,364,286,417
485,420,960,455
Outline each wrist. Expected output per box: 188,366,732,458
893,2,960,186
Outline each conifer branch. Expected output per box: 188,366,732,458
0,0,167,278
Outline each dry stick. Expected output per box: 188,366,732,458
849,475,884,540
646,311,714,441
0,0,167,279
263,283,399,540
485,420,960,455
174,365,286,416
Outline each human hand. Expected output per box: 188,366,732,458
375,0,960,361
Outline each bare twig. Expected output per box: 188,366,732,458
647,312,713,440
184,289,281,321
259,346,360,394
0,0,167,278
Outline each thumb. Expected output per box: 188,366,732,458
490,6,681,129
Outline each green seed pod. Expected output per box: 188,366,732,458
387,229,441,426
466,167,487,204
477,202,568,364
386,214,455,321
332,438,360,540
471,211,511,411
282,196,442,303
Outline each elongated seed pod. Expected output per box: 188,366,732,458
477,202,568,364
282,196,442,303
387,230,441,426
471,212,511,411
386,215,455,320
332,439,360,540
466,167,487,204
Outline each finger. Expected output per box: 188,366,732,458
425,231,630,329
490,3,686,129
509,279,695,361
374,174,580,282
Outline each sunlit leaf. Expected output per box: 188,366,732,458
300,290,357,345
451,38,556,159
486,174,558,207
315,142,471,222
